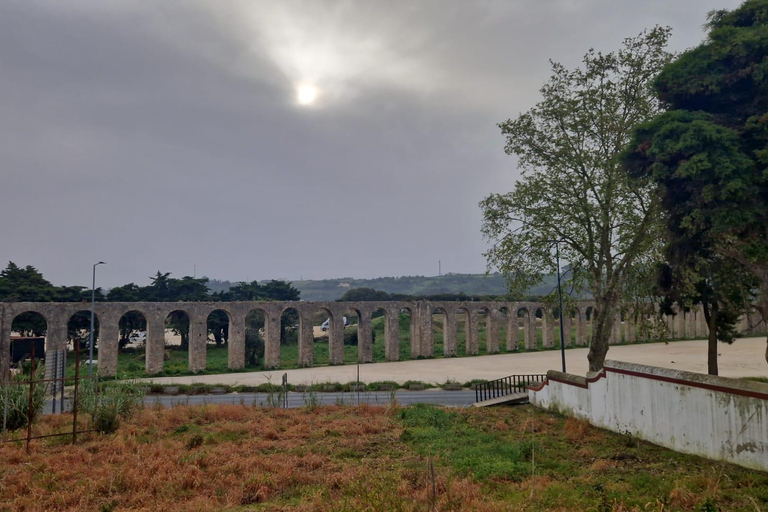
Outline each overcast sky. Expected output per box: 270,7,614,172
0,0,742,289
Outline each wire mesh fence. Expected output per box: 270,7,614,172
2,341,94,452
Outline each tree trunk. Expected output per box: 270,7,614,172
754,295,768,366
703,302,718,376
587,298,617,373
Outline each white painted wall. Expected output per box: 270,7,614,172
529,360,768,472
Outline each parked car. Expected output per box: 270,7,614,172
129,331,147,343
321,317,349,331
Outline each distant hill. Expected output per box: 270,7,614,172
207,273,563,302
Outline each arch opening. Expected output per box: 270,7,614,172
164,309,191,374
206,309,231,373
280,307,301,367
455,308,469,356
10,311,47,369
66,310,100,364
431,307,448,356
371,307,388,361
245,309,266,369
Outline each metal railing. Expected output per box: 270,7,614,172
474,374,546,403
2,341,94,452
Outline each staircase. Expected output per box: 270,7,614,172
472,374,546,407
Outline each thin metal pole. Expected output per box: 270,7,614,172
52,351,57,415
73,341,80,445
89,265,96,378
61,350,66,414
26,345,35,453
89,261,105,378
3,382,8,442
556,241,566,373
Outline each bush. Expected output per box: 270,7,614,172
0,366,47,431
78,379,145,434
245,327,264,367
343,328,358,346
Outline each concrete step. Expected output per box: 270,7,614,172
472,391,529,408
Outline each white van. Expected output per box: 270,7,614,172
321,317,348,331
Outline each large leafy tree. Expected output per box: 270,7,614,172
481,28,673,372
625,0,768,364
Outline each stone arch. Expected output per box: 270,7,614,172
164,308,193,373
475,306,493,354
517,306,535,350
455,306,472,355
345,306,372,363
496,306,511,353
279,306,301,367
10,310,48,365
244,307,269,368
66,310,100,367
397,305,415,359
430,305,457,357
314,305,345,365
207,309,231,347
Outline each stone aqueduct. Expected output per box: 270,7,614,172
0,300,745,378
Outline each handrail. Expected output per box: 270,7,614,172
474,374,547,403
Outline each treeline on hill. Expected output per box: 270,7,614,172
209,273,568,302
337,287,542,303
0,263,300,365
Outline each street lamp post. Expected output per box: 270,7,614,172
89,261,105,378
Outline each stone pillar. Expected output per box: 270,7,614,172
674,309,686,339
228,312,245,370
298,311,315,367
188,317,207,373
328,314,344,365
444,311,457,356
685,310,695,338
409,308,420,359
385,311,400,361
44,313,68,382
610,313,622,344
419,303,433,358
486,310,499,354
542,310,554,348
146,314,165,375
507,313,518,351
576,311,587,346
98,313,120,377
695,308,707,338
625,313,636,343
525,311,536,349
357,312,373,363
466,310,479,355
264,312,281,369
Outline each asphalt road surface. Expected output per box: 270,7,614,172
40,389,478,414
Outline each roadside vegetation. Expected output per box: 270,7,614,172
1,403,766,511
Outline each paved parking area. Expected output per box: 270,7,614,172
139,337,768,387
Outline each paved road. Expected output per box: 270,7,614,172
145,389,477,408
41,389,477,414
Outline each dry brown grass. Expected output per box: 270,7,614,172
0,404,494,511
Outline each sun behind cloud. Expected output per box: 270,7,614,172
297,84,318,105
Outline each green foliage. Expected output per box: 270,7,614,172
398,404,531,480
0,366,47,431
481,27,673,371
625,1,768,364
78,379,145,434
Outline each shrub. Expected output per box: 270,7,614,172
343,328,358,346
78,379,145,433
0,366,47,431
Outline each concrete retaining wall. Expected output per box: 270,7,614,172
529,360,768,472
